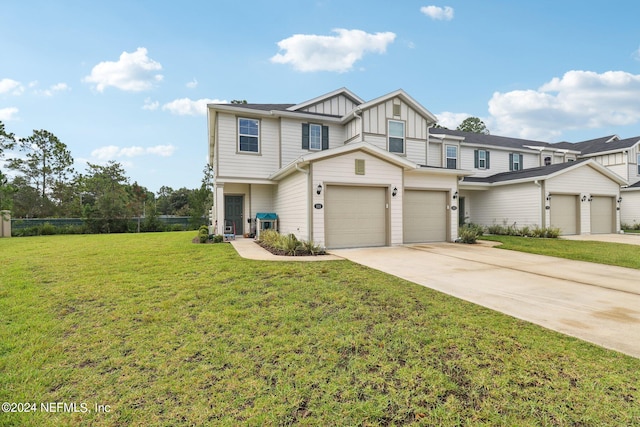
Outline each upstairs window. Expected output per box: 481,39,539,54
544,156,552,166
637,153,640,175
238,118,259,153
388,120,405,154
302,123,329,150
446,145,458,169
474,149,490,169
509,153,524,171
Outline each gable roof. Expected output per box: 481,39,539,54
462,158,626,186
345,89,438,124
286,87,364,112
429,128,579,153
553,135,640,156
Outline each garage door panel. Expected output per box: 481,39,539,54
325,186,386,249
591,196,614,234
550,195,578,235
403,190,447,243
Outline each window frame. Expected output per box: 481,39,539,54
309,123,322,151
510,153,523,171
238,117,260,153
445,145,458,169
637,153,640,175
388,120,405,154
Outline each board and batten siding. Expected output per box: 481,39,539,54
274,171,309,241
280,119,345,167
216,113,279,178
545,165,621,233
467,182,542,228
404,171,460,241
361,99,429,140
311,151,403,247
299,94,359,117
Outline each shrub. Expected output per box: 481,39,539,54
486,223,506,235
212,234,224,243
275,233,300,256
458,223,484,244
298,239,325,255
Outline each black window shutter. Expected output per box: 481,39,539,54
509,153,514,171
486,151,490,169
302,123,309,149
321,125,329,150
519,154,524,169
474,150,479,168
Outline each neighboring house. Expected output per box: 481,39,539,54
207,88,633,248
208,88,470,249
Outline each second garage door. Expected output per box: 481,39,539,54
550,194,578,235
403,190,447,243
325,186,387,249
590,196,615,234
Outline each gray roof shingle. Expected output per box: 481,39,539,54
463,159,589,184
429,128,557,150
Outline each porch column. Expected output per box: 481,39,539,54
214,183,225,235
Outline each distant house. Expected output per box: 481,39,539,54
207,88,635,248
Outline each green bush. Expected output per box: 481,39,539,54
458,223,484,244
275,233,300,255
297,239,325,255
212,234,224,243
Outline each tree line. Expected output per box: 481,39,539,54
0,121,212,233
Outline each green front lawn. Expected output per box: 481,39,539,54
1,233,639,426
481,235,640,270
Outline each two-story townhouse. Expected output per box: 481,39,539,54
426,128,625,235
553,135,640,226
208,88,471,249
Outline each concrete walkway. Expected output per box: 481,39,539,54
331,242,640,358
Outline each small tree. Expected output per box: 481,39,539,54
456,117,490,134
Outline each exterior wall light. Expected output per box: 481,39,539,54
581,195,587,202
316,183,322,195
452,191,458,199
392,187,398,197
588,196,593,202
618,197,623,203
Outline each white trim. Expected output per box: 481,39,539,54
286,87,364,112
343,89,438,124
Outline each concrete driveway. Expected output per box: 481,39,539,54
330,242,640,358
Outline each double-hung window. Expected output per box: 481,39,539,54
388,120,405,154
509,153,524,171
637,153,640,175
302,123,328,150
446,145,458,169
474,149,490,169
238,118,259,153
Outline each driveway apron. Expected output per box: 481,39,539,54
330,243,640,359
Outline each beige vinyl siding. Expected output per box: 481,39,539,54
428,142,442,167
280,119,345,166
405,138,427,164
621,190,640,226
404,171,459,241
299,94,359,116
216,113,279,178
467,182,541,228
312,151,403,247
250,184,274,217
274,171,308,241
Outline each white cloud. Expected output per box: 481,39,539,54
91,144,176,160
270,28,396,73
186,78,198,89
633,46,640,61
434,112,473,130
0,107,19,121
142,98,159,111
162,98,226,116
488,70,640,140
420,5,454,21
0,78,24,95
36,82,70,97
83,47,163,92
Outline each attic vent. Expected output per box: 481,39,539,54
355,159,365,175
393,103,401,117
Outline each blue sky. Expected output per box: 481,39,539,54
2,0,640,192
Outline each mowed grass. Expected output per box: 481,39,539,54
481,235,640,270
1,233,639,426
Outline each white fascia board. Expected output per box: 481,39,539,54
430,134,466,142
286,87,364,112
545,159,627,185
208,104,342,122
215,177,277,185
342,89,438,124
415,166,475,177
271,110,342,122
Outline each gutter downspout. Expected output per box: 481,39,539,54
534,179,546,227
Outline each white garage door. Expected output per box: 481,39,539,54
403,190,447,243
325,186,387,249
550,194,578,235
590,196,614,234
